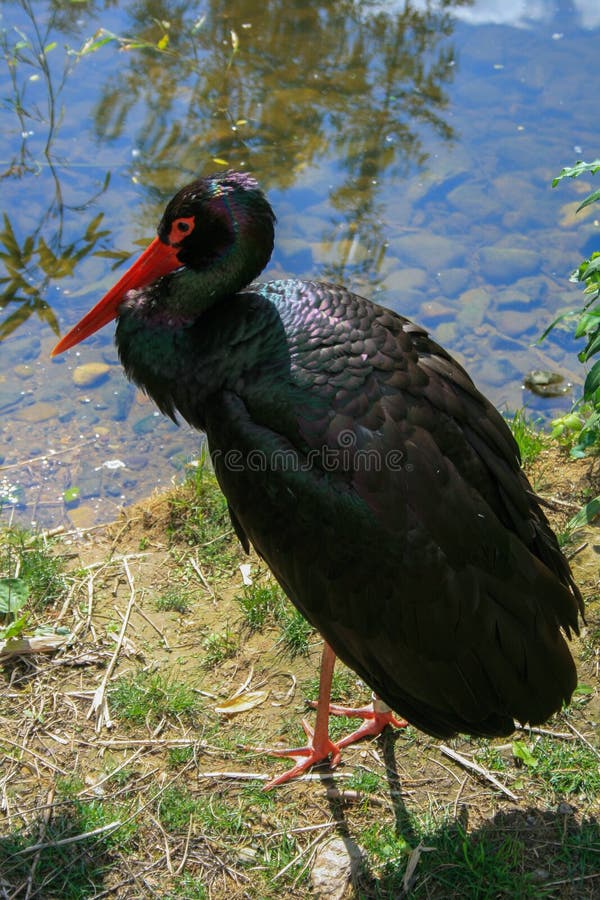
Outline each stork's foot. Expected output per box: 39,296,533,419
252,717,342,790
310,699,407,749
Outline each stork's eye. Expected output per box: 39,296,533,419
167,215,196,245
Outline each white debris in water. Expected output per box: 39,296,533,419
95,459,126,471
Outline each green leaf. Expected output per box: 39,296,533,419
512,740,537,768
84,212,105,242
582,330,600,361
36,236,59,275
583,358,600,397
552,160,600,186
566,496,600,530
574,309,600,338
63,486,80,505
1,214,21,259
579,256,600,278
35,301,60,336
36,238,76,278
77,33,117,56
577,188,600,212
93,249,131,261
536,309,577,343
0,302,36,341
0,614,28,641
0,578,29,615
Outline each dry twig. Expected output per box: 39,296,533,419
87,557,137,731
439,744,518,801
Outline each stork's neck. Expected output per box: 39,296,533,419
122,234,270,325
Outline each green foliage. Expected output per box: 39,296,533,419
18,539,67,609
276,603,314,657
511,739,537,769
566,497,600,530
474,741,508,772
155,588,192,614
202,627,238,667
0,526,67,644
62,486,80,506
505,409,546,465
533,738,600,799
166,874,208,899
167,746,195,768
304,667,356,703
0,776,137,898
0,14,117,342
110,669,202,726
0,577,29,616
158,786,244,835
168,458,240,570
346,767,384,794
236,580,285,631
547,161,600,461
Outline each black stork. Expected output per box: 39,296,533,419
53,171,583,788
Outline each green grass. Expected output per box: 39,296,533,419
347,767,384,794
110,669,203,726
167,745,195,768
411,824,537,898
236,579,285,631
0,526,67,609
505,409,547,465
360,811,546,897
158,785,245,835
277,603,314,657
166,874,208,899
0,817,114,899
155,587,192,614
473,740,509,773
529,738,600,801
2,450,597,898
202,626,238,667
304,668,356,703
167,462,241,570
0,779,138,899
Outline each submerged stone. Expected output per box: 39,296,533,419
68,505,97,530
13,364,34,380
436,267,470,296
72,363,111,388
396,232,464,268
457,287,491,328
15,402,57,423
383,266,428,293
479,247,539,282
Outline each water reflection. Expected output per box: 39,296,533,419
407,0,600,30
88,0,464,292
0,1,114,342
1,0,467,342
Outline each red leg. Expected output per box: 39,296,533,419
256,643,341,790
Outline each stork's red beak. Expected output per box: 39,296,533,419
51,236,182,356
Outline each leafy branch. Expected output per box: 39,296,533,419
546,160,600,529
0,208,120,341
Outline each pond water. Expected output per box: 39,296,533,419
1,0,598,530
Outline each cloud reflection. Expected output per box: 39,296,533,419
370,1,600,31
